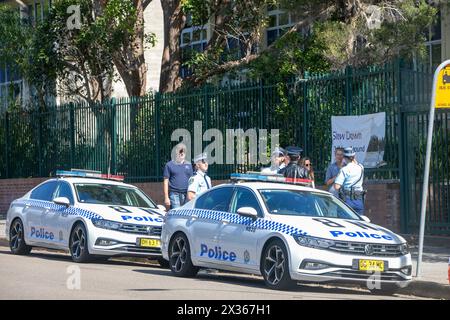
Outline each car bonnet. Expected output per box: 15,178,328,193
77,203,165,226
269,215,405,244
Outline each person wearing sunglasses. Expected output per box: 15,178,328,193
301,157,315,182
163,143,193,209
187,153,212,201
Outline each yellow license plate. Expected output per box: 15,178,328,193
139,238,161,248
359,259,384,272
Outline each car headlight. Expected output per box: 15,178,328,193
92,219,122,230
399,243,409,255
293,234,335,249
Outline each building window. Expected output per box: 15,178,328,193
266,7,300,46
0,64,23,111
180,26,208,78
424,10,441,70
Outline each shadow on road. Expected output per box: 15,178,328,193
0,246,169,269
131,267,374,297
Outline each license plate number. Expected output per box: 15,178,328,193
138,238,160,248
359,259,384,272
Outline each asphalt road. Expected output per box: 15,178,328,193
0,244,429,300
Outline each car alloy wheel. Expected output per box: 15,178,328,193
261,239,295,290
9,219,31,255
168,233,199,277
70,226,86,260
10,220,23,251
170,236,188,272
264,245,286,285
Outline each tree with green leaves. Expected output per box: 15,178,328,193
180,0,437,86
0,4,58,110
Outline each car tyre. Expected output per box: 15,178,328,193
157,257,170,269
69,223,92,263
9,219,32,255
168,233,199,277
369,283,400,296
261,239,295,290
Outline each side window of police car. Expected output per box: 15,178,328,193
30,181,58,202
54,182,74,205
195,187,234,212
230,187,263,217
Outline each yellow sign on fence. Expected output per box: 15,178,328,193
435,65,450,108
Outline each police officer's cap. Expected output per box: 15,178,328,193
193,153,208,163
343,147,356,157
272,147,286,157
285,146,303,157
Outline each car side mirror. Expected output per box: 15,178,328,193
361,215,371,223
53,197,70,207
237,207,258,219
157,204,166,212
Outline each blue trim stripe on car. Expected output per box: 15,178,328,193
168,209,307,236
24,200,102,220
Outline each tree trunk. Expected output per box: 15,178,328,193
111,0,147,97
159,0,185,93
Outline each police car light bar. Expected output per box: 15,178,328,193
56,170,125,182
230,173,314,187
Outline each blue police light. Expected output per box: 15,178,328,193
56,169,125,181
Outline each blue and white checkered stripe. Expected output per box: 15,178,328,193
168,209,307,236
24,200,102,220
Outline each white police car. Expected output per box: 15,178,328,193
161,173,412,292
6,170,167,264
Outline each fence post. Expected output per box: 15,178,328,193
4,112,9,178
259,80,264,130
37,108,43,177
69,102,75,169
110,98,117,175
345,66,353,115
396,59,408,234
155,93,161,180
303,78,308,154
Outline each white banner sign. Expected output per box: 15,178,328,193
331,112,386,168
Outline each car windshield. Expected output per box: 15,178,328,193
259,189,361,220
74,183,157,208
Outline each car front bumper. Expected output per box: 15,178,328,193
87,227,162,258
289,245,412,287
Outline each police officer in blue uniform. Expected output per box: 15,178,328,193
334,147,366,215
187,153,212,201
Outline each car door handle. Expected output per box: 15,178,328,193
221,219,230,224
190,214,198,220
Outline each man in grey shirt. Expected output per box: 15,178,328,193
324,147,344,196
